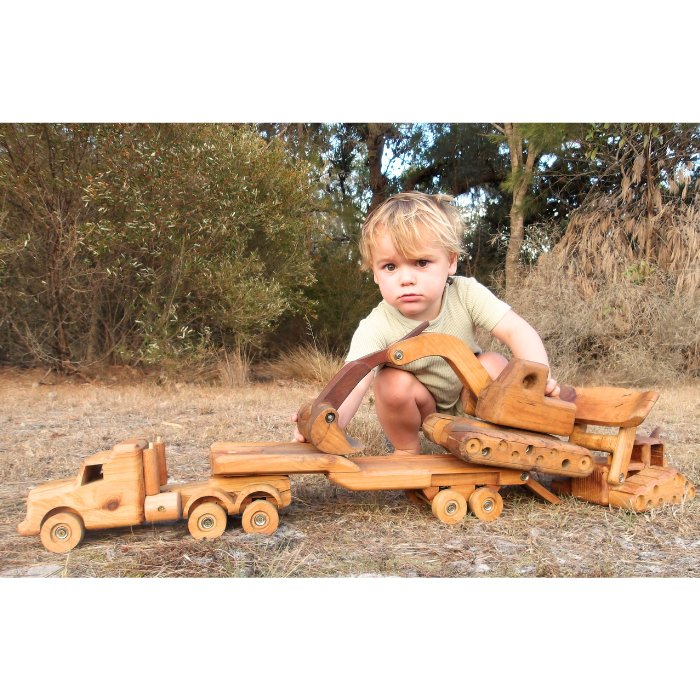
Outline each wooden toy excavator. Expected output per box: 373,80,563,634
294,321,695,515
18,323,696,552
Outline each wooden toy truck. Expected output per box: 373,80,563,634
18,324,696,552
17,436,292,552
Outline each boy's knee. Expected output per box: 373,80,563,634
478,351,509,380
375,367,413,401
374,367,427,408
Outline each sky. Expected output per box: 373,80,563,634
3,3,696,123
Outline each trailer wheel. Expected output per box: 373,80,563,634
188,502,227,540
40,512,85,553
431,489,467,524
241,500,279,535
468,487,503,522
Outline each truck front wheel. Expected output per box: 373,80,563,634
188,502,228,540
241,500,279,535
40,512,85,553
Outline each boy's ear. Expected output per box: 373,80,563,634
448,253,458,275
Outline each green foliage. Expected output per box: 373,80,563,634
302,240,379,351
0,124,317,366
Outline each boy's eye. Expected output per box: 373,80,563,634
383,263,396,271
416,259,430,268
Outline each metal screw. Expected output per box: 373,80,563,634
619,474,625,484
253,513,269,527
520,472,529,482
446,501,458,515
325,412,336,423
393,350,404,361
482,499,494,513
54,525,69,540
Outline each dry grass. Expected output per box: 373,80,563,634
1,368,698,578
494,255,700,386
499,196,700,386
258,343,345,384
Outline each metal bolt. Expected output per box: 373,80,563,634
199,515,215,530
520,472,529,482
393,350,404,361
446,501,458,515
325,412,336,424
54,525,69,540
482,499,494,513
253,513,268,527
619,474,625,484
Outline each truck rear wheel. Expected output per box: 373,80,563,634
40,512,85,553
468,487,503,521
431,489,467,524
241,500,279,535
188,502,228,540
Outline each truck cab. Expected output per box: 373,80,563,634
17,438,150,551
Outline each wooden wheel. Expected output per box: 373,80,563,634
468,487,503,522
40,512,85,553
188,501,228,540
241,500,279,535
404,490,426,507
431,489,467,525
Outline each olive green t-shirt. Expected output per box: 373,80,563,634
345,276,511,412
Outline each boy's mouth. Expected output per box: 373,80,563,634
398,293,421,302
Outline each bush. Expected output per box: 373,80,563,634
0,124,318,368
491,210,700,386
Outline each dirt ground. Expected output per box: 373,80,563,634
0,368,698,578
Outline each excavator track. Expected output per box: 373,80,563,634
423,413,594,478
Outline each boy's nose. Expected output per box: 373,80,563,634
399,267,416,284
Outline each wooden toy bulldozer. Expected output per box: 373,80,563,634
18,324,696,552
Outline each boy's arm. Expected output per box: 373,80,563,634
490,310,560,397
292,371,374,442
338,372,374,428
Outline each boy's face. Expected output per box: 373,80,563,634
371,228,458,322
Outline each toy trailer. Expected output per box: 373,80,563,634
209,441,564,526
17,436,292,552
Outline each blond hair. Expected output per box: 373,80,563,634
359,192,464,270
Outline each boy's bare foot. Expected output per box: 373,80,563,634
291,413,306,443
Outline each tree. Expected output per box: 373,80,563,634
493,123,578,292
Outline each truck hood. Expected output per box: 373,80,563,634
27,477,76,498
18,477,77,536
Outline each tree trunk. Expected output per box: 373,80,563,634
503,123,539,294
46,225,71,367
365,123,391,213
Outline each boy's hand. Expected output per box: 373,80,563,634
291,413,306,442
545,376,560,398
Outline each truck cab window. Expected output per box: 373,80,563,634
82,464,104,484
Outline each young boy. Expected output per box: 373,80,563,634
294,191,560,455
